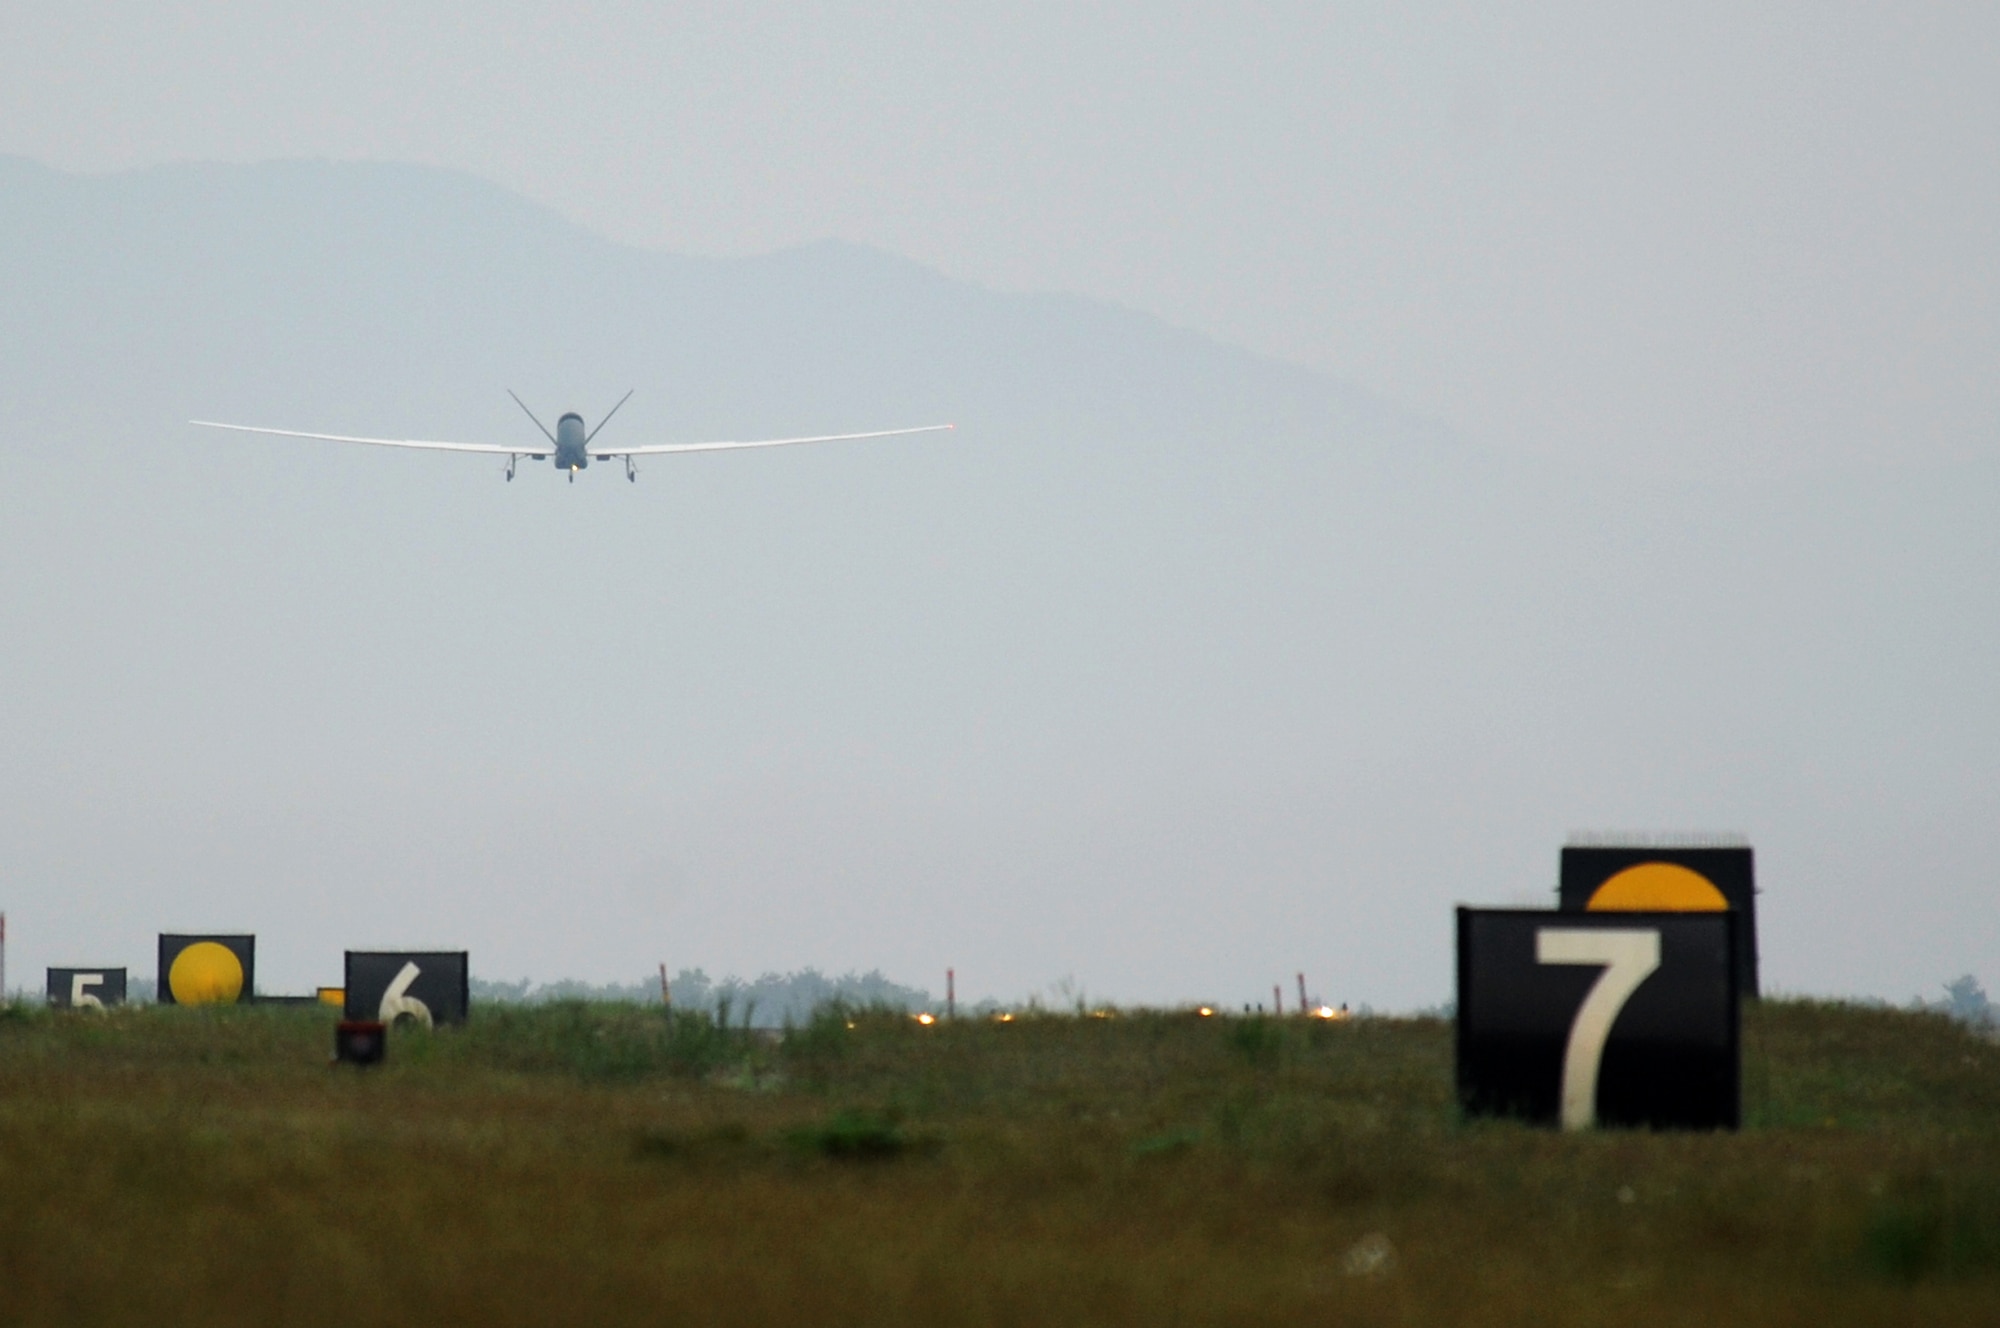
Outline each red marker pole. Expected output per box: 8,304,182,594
659,963,671,1009
947,968,955,1020
1273,984,1283,1017
1298,972,1308,1012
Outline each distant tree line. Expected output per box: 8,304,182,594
467,967,934,1027
22,971,1998,1031
1935,974,1997,1029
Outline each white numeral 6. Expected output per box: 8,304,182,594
379,962,434,1029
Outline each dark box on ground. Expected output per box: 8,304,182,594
335,1020,386,1066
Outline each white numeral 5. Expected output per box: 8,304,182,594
1536,929,1661,1131
69,972,104,1011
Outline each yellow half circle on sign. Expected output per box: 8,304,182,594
168,941,244,1004
1586,862,1728,912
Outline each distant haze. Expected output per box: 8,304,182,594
0,156,1993,1009
3,7,1998,481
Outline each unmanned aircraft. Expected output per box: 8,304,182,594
191,392,953,482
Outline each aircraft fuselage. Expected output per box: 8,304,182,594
554,412,589,473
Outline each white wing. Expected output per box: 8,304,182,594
591,423,953,460
190,421,548,457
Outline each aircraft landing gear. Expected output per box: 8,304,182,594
505,456,517,482
625,457,637,483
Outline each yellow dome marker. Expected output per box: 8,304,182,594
168,940,245,1004
1586,861,1729,912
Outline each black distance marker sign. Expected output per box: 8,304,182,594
157,934,256,1005
1559,845,1758,996
344,952,469,1028
47,968,127,1009
1456,908,1739,1131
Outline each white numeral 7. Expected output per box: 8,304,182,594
1536,929,1661,1131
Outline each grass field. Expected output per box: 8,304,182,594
1,998,1996,1325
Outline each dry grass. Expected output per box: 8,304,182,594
0,998,1995,1325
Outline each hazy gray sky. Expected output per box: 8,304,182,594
4,3,1995,478
2,8,1995,1010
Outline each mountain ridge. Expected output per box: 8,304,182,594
3,153,1437,460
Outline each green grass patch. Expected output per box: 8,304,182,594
0,999,1996,1324
785,1108,917,1161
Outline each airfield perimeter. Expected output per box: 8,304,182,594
1,1000,1996,1325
